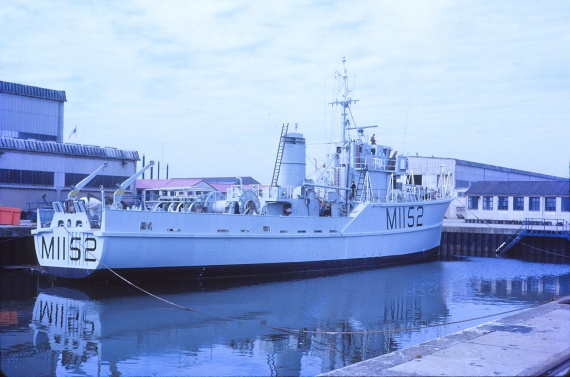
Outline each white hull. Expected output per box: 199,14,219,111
33,199,451,279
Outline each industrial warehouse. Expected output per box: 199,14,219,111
0,80,138,216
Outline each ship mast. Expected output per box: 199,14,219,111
330,57,358,145
330,58,359,193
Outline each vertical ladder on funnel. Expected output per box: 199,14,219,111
271,123,289,187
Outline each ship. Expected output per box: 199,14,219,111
32,59,453,280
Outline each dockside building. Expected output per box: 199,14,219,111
464,180,570,224
0,80,139,214
407,156,568,220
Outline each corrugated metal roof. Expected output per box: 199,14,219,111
465,181,570,196
454,158,564,180
0,137,139,160
0,80,67,102
410,156,565,180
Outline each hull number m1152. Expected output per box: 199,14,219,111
386,206,424,230
40,236,97,263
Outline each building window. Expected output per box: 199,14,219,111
482,196,493,210
18,131,57,142
0,168,54,186
513,197,524,211
529,197,540,211
544,197,556,212
562,197,570,212
468,196,478,210
498,196,508,210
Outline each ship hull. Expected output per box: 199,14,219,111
33,199,451,280
41,248,440,281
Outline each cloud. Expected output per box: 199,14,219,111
1,0,569,180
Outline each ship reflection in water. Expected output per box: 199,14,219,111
2,257,569,376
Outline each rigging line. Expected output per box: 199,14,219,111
306,142,338,145
402,96,410,154
348,106,357,131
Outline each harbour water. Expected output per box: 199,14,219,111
1,255,569,376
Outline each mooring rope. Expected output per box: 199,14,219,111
34,221,564,354
0,233,33,243
265,303,544,336
517,240,570,259
79,243,544,337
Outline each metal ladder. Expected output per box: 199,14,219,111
271,123,289,187
495,225,527,256
354,170,366,200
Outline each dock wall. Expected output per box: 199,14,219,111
441,220,570,263
0,225,36,266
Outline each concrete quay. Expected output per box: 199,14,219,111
321,296,570,377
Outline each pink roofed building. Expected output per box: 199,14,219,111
135,177,262,200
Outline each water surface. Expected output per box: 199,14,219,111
1,257,569,376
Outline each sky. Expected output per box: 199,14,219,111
1,0,569,182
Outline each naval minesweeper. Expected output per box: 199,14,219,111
33,59,453,280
